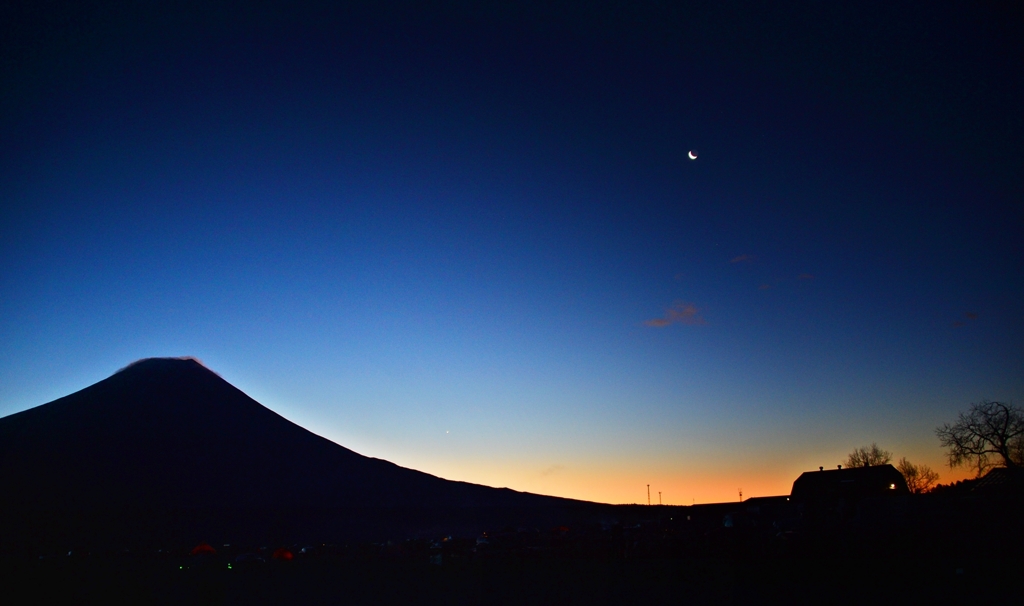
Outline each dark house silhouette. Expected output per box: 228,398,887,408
790,465,908,519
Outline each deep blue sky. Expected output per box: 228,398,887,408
2,1,1021,502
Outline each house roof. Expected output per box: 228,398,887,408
791,464,909,499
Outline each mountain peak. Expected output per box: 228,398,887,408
0,359,574,547
115,356,213,375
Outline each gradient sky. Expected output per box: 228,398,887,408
2,1,1022,504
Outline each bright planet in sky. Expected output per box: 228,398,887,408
688,150,698,160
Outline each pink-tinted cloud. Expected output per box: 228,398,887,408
797,273,815,280
952,321,966,328
758,284,772,290
730,254,755,264
964,311,978,320
645,301,706,327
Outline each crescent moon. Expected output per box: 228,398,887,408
687,151,697,160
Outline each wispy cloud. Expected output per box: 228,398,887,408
758,284,772,290
540,465,564,477
645,301,706,327
730,254,755,264
953,311,978,327
797,273,815,280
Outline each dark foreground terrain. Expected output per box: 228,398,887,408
3,490,1020,605
3,551,1016,605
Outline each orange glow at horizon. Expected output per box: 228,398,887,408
397,458,809,505
313,422,978,507
394,456,980,506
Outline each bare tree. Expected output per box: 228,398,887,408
845,443,892,468
896,457,939,494
936,400,1024,476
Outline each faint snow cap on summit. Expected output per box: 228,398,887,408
116,356,222,377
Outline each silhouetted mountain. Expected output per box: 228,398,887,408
0,358,587,548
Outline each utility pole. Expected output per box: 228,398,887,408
658,491,662,505
738,488,743,502
647,484,650,506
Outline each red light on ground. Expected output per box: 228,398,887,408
189,542,216,556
